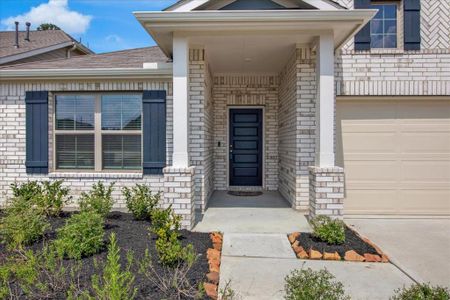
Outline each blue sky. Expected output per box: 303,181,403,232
0,0,179,53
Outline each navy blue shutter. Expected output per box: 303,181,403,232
25,91,48,174
404,0,421,50
354,0,371,50
142,91,166,175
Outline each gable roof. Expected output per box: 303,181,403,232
0,30,93,64
0,46,168,70
164,0,346,11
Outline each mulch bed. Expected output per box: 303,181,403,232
0,211,214,300
288,226,389,263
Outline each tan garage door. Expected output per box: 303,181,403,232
337,98,450,216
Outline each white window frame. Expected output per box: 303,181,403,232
53,92,143,173
370,0,403,51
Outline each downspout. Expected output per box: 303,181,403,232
67,42,77,58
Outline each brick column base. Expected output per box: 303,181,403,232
309,166,345,220
163,166,196,230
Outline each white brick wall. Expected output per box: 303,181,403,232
0,80,172,208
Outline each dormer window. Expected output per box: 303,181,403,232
370,3,399,48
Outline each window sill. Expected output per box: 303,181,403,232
49,172,145,179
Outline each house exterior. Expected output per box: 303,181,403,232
0,0,449,229
0,27,93,66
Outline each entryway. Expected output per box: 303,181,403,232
193,191,310,233
229,108,263,187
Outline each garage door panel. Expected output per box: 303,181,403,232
338,99,450,216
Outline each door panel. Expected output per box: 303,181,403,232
229,109,262,186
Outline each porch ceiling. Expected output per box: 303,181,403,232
135,10,377,59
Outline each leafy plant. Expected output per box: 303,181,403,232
37,23,61,30
122,184,160,220
0,207,50,250
150,206,195,267
0,249,38,298
391,283,450,300
79,182,115,217
284,267,350,300
310,215,346,245
54,211,104,259
86,233,137,300
8,181,42,213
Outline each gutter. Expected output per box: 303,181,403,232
0,66,173,80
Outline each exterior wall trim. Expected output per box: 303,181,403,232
337,95,450,101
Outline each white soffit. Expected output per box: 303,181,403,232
167,0,343,11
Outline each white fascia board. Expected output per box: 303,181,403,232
0,67,173,80
169,0,210,11
0,41,75,65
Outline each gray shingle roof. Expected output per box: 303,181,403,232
0,46,169,70
0,30,91,58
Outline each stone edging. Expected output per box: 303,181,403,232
204,232,223,299
288,230,389,263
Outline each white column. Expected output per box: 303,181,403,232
315,33,335,167
172,35,190,167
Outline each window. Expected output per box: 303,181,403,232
370,3,398,49
54,94,142,171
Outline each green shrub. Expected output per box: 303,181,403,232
150,206,195,267
90,233,137,300
79,182,115,217
310,215,346,245
0,207,50,250
54,211,104,259
391,283,450,300
8,180,71,216
284,267,350,300
122,184,160,220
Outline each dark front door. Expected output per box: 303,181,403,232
229,108,263,186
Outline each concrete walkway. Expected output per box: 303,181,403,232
193,191,311,233
347,218,450,288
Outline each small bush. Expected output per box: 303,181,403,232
0,207,50,249
122,184,160,220
391,283,450,300
79,182,115,217
90,233,137,300
150,206,195,267
8,180,71,216
310,215,346,245
284,267,350,300
54,211,104,259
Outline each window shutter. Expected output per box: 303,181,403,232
25,91,48,174
354,0,371,51
404,0,421,50
142,91,166,175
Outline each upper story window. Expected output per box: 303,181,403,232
370,3,398,49
54,94,142,171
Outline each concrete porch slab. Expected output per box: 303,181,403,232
222,233,296,258
219,256,414,300
193,191,311,233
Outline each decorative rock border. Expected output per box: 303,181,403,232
204,232,223,300
288,229,389,263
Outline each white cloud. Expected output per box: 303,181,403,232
1,0,92,35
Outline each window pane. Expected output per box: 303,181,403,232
385,20,397,34
102,95,142,130
384,35,397,48
56,95,94,130
371,35,383,48
384,4,397,19
371,20,383,34
370,3,397,49
372,5,384,19
56,135,94,169
102,135,141,170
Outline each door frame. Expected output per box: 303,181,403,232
227,106,265,189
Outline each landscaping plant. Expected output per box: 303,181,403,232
90,233,137,300
310,215,346,245
79,182,115,217
284,267,350,300
122,184,160,220
391,283,450,300
150,206,196,267
0,206,50,250
54,211,105,259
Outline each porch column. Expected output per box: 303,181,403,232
309,33,345,220
315,33,335,167
172,35,190,167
